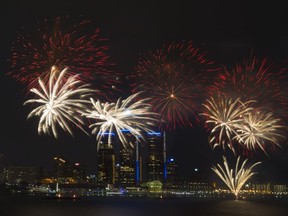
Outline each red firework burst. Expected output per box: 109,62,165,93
214,52,288,119
131,40,222,131
7,16,120,98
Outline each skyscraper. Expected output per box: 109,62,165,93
119,147,135,187
72,162,87,184
53,156,70,182
166,158,178,187
135,140,142,184
117,130,142,187
146,132,164,181
97,141,116,188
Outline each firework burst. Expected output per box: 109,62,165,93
201,94,255,154
215,53,288,118
8,16,119,97
212,156,261,198
132,40,221,130
235,110,286,156
82,92,158,149
24,67,94,138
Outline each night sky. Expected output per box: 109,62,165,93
1,0,288,183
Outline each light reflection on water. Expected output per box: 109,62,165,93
1,195,288,216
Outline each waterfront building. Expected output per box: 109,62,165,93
146,132,164,182
135,140,143,184
53,156,71,183
251,182,272,194
72,162,87,183
273,184,287,193
165,158,178,187
147,180,163,192
97,141,116,187
119,147,135,187
187,182,212,192
6,165,41,184
52,156,88,185
117,130,143,186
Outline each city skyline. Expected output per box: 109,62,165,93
0,130,205,178
1,0,288,185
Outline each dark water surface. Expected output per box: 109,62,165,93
1,195,288,216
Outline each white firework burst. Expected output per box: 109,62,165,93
235,110,285,156
82,92,158,149
201,94,255,153
24,67,93,138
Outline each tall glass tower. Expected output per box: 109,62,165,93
119,147,135,187
146,132,164,181
135,139,142,184
166,158,178,187
97,139,116,188
117,130,142,187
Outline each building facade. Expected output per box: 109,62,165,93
165,158,178,187
97,142,116,187
6,165,41,184
119,148,135,187
146,132,164,182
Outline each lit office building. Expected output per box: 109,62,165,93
119,147,135,187
114,163,120,186
97,141,116,187
273,184,287,193
251,182,272,194
188,182,212,192
146,132,164,181
72,162,87,183
53,156,71,182
135,140,143,184
118,130,142,185
165,158,178,186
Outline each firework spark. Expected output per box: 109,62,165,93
201,94,254,154
132,40,221,130
24,67,94,138
8,16,119,96
212,156,261,198
235,110,285,156
82,92,158,149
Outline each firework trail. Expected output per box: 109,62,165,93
7,16,119,97
132,40,221,131
24,67,94,138
82,92,158,149
212,156,261,198
201,94,255,154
